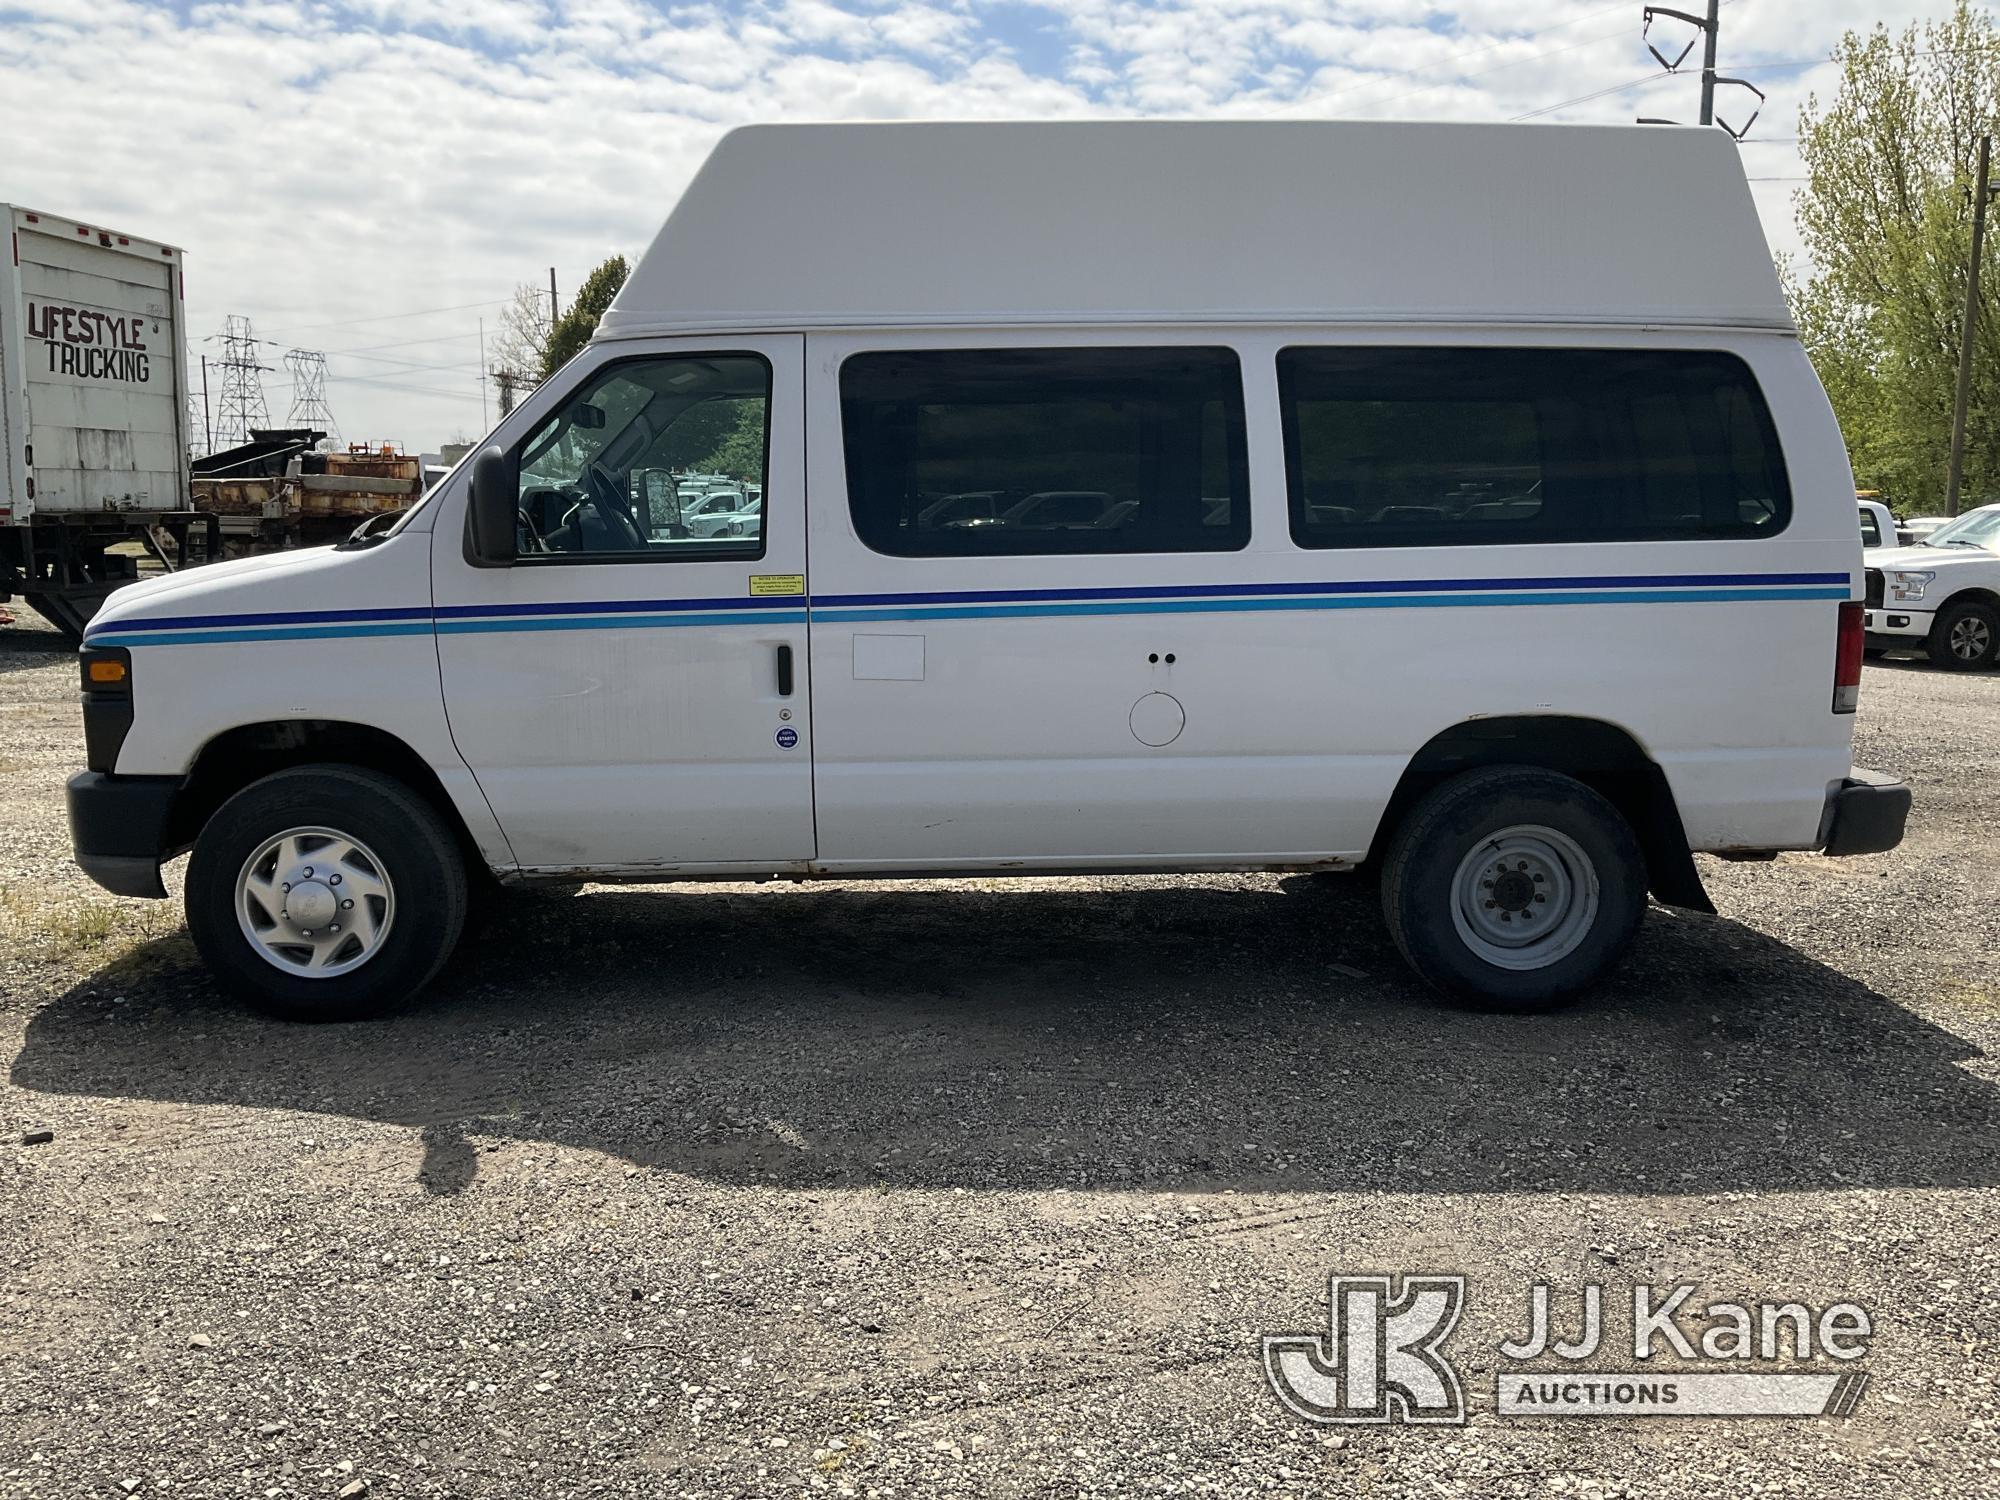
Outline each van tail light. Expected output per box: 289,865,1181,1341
1833,601,1864,713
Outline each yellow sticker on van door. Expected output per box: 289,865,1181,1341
749,574,805,596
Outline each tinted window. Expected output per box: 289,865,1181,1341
841,347,1250,556
513,354,769,561
1278,348,1790,548
1859,508,1882,548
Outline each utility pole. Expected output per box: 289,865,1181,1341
496,368,520,417
550,267,559,326
1948,133,1996,518
1696,0,1718,125
1640,3,1762,137
479,317,490,432
200,354,213,454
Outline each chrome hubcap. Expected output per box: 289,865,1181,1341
1450,825,1600,972
236,827,394,977
1951,617,1991,659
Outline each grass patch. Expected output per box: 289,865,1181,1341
1937,981,2000,1016
0,882,183,969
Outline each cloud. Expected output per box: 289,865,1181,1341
0,0,1949,444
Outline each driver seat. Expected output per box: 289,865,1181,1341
548,499,647,553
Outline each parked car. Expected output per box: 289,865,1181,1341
1858,497,1908,550
1904,516,1953,544
681,491,760,539
66,120,1905,1021
1864,503,2000,668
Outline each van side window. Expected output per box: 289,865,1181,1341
513,354,769,561
840,347,1250,557
1277,348,1791,548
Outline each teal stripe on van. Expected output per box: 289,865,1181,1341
811,584,1849,624
82,578,1849,647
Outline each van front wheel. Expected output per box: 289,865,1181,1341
1380,767,1646,1012
186,765,469,1021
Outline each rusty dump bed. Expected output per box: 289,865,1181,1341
192,431,421,548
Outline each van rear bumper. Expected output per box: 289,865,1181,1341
67,771,178,898
1818,769,1911,857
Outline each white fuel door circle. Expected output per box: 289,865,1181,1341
1129,692,1185,747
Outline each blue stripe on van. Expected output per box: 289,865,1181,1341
812,584,1850,624
100,603,437,633
83,572,1853,647
812,572,1850,608
435,609,808,636
86,620,441,647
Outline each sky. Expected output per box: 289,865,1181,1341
0,0,1953,451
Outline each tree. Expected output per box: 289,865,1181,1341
490,281,552,392
1789,2,2000,512
669,397,766,480
541,255,629,381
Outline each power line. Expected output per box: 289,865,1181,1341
257,296,514,339
1322,1,1638,115
1512,71,1667,120
325,329,487,357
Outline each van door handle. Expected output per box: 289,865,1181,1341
775,643,794,697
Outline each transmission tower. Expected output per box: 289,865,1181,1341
284,348,339,447
212,314,272,450
185,381,208,461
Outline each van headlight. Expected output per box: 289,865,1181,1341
1886,569,1936,603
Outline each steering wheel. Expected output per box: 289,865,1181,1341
515,507,546,554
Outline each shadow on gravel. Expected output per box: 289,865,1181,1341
14,876,2000,1197
0,625,75,673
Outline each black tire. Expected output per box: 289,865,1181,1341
186,765,469,1021
1926,598,2000,670
1380,766,1647,1013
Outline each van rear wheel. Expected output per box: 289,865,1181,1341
186,765,469,1022
1380,767,1646,1012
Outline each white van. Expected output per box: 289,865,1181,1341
66,121,1908,1020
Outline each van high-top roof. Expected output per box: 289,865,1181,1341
598,120,1790,340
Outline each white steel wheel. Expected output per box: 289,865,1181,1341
1449,825,1600,972
1380,765,1647,1012
237,826,396,977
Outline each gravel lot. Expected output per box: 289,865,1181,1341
2,608,1996,1499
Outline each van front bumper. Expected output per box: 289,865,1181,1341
67,771,179,898
1819,769,1911,857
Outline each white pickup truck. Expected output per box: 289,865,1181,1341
1864,503,2000,668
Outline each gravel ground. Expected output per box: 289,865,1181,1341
1,608,1997,1499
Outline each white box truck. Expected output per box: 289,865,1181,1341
1,205,213,636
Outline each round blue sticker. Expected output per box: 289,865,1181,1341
775,727,799,749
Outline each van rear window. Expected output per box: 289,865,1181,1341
1277,348,1790,548
840,347,1250,557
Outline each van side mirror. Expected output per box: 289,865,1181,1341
467,444,517,567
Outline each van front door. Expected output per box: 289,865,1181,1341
433,336,813,873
